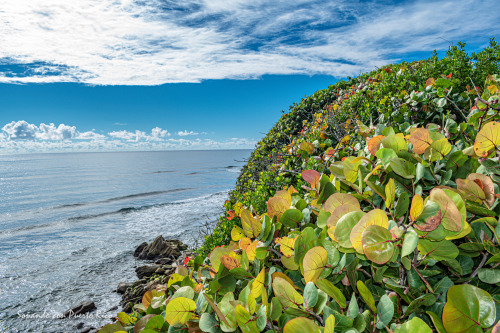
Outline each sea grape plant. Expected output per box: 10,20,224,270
101,116,500,332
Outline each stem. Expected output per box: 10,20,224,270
465,252,489,283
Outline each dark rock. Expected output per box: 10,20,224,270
116,282,131,294
133,242,148,257
76,322,84,329
135,265,160,279
134,236,186,261
155,257,173,265
155,267,165,275
63,301,96,318
108,306,118,312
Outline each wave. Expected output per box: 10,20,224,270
52,188,192,209
0,191,228,237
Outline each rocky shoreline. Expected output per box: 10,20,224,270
68,235,193,333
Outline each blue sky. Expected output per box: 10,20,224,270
0,0,499,153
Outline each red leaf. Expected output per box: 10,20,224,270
301,170,321,189
183,257,191,266
446,72,453,78
227,210,236,220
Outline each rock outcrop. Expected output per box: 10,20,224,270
133,236,187,260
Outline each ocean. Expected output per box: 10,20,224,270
0,150,252,332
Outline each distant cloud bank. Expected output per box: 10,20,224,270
0,120,255,153
0,0,498,85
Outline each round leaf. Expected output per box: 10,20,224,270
474,121,500,157
350,209,389,254
283,317,320,333
443,285,496,332
303,246,328,283
165,297,197,326
362,225,394,265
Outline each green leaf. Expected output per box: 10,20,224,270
382,134,408,152
235,305,259,333
478,268,500,284
395,317,432,333
390,158,416,179
281,209,303,228
443,285,496,333
303,282,319,308
395,192,410,218
316,278,347,308
376,295,394,329
401,228,418,257
199,313,222,333
270,297,283,321
376,148,398,168
418,239,458,260
347,293,359,319
334,211,365,248
272,277,303,308
357,280,376,314
361,225,394,265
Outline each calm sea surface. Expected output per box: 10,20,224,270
0,150,251,332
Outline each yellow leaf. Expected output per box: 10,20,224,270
409,128,433,154
343,156,362,183
168,273,185,288
303,246,328,283
250,268,265,298
350,209,389,254
275,190,292,206
474,122,500,157
246,240,258,262
231,226,245,241
239,237,251,251
326,204,361,241
275,235,298,257
283,317,321,333
325,314,336,333
385,179,395,209
164,297,196,326
267,197,289,219
241,209,262,238
410,194,424,221
488,84,499,95
324,193,360,213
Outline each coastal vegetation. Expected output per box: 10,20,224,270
100,39,500,332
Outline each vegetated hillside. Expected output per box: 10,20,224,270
102,39,500,333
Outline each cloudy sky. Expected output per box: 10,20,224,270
0,0,499,153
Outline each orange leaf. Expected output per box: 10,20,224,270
220,255,241,270
409,128,433,154
426,78,436,86
368,135,384,156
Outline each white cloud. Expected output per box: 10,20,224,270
0,0,498,85
2,120,38,140
0,121,255,153
2,120,104,142
177,130,199,136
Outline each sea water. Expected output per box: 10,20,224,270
0,150,251,332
